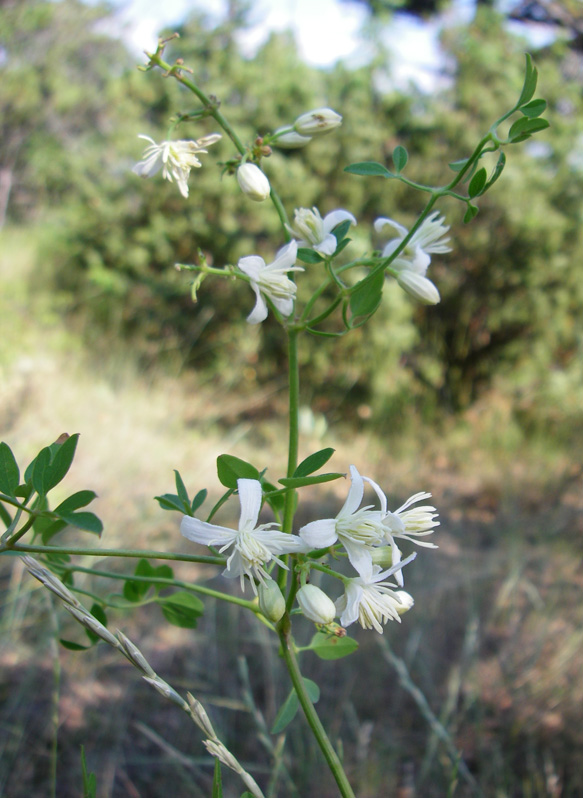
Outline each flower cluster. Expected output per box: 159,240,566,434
181,466,437,634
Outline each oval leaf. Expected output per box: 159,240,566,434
216,455,260,490
0,442,20,497
294,448,335,478
270,678,320,734
517,53,537,107
344,161,394,178
392,145,408,173
349,271,384,320
308,631,359,660
297,247,324,264
521,98,547,118
45,434,80,491
468,167,487,198
158,591,205,628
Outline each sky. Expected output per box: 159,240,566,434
108,0,451,91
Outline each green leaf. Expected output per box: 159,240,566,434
191,489,207,514
60,639,91,651
484,151,506,191
344,161,394,178
45,434,79,491
0,502,12,529
58,512,103,535
40,519,68,545
332,219,352,243
294,448,335,478
174,470,190,510
262,479,285,515
154,493,185,512
84,604,108,644
158,591,205,628
463,204,479,224
212,759,223,798
54,491,97,515
448,158,469,173
271,678,320,734
521,98,547,118
517,53,538,107
123,559,155,601
333,237,351,257
349,270,384,320
279,472,344,488
297,247,324,264
307,631,359,660
468,167,487,198
0,442,19,497
31,447,51,496
81,746,97,798
508,116,550,143
392,144,408,172
216,455,260,490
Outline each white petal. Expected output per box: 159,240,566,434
338,582,362,627
314,234,338,256
237,479,262,531
271,240,298,271
340,465,364,517
246,283,269,324
374,217,408,237
342,538,374,580
270,294,295,318
322,210,357,234
238,255,266,280
253,529,304,555
181,516,236,547
299,518,338,548
362,475,387,514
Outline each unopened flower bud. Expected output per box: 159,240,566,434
297,584,336,624
371,546,393,568
397,270,441,305
273,127,312,149
293,108,342,136
258,578,286,622
394,590,414,616
237,163,270,202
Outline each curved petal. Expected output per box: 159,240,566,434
390,541,404,587
374,217,408,237
270,294,295,318
272,240,298,271
237,479,262,531
342,538,374,581
299,518,338,548
246,283,268,324
254,529,304,555
338,582,362,627
322,209,357,234
362,475,387,514
181,516,236,547
238,255,266,280
314,234,338,256
340,465,364,517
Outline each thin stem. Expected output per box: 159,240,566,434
282,328,300,535
0,542,225,565
278,623,356,798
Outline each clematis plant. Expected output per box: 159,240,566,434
0,37,549,798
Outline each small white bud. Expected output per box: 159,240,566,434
394,590,415,616
296,584,336,624
293,108,342,136
396,270,441,305
237,163,270,202
258,579,286,622
272,127,312,149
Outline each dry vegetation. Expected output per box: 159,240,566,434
1,227,582,797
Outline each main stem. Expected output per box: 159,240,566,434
282,328,300,536
278,624,356,798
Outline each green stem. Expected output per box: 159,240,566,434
278,623,356,798
0,542,224,565
282,328,300,532
59,564,260,612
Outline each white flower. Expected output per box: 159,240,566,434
364,478,439,587
393,590,414,616
396,270,441,305
297,584,336,624
286,207,357,256
294,108,342,136
236,163,271,202
374,211,451,275
299,465,385,580
180,479,303,593
132,133,221,198
335,555,416,634
272,127,312,149
238,241,303,324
